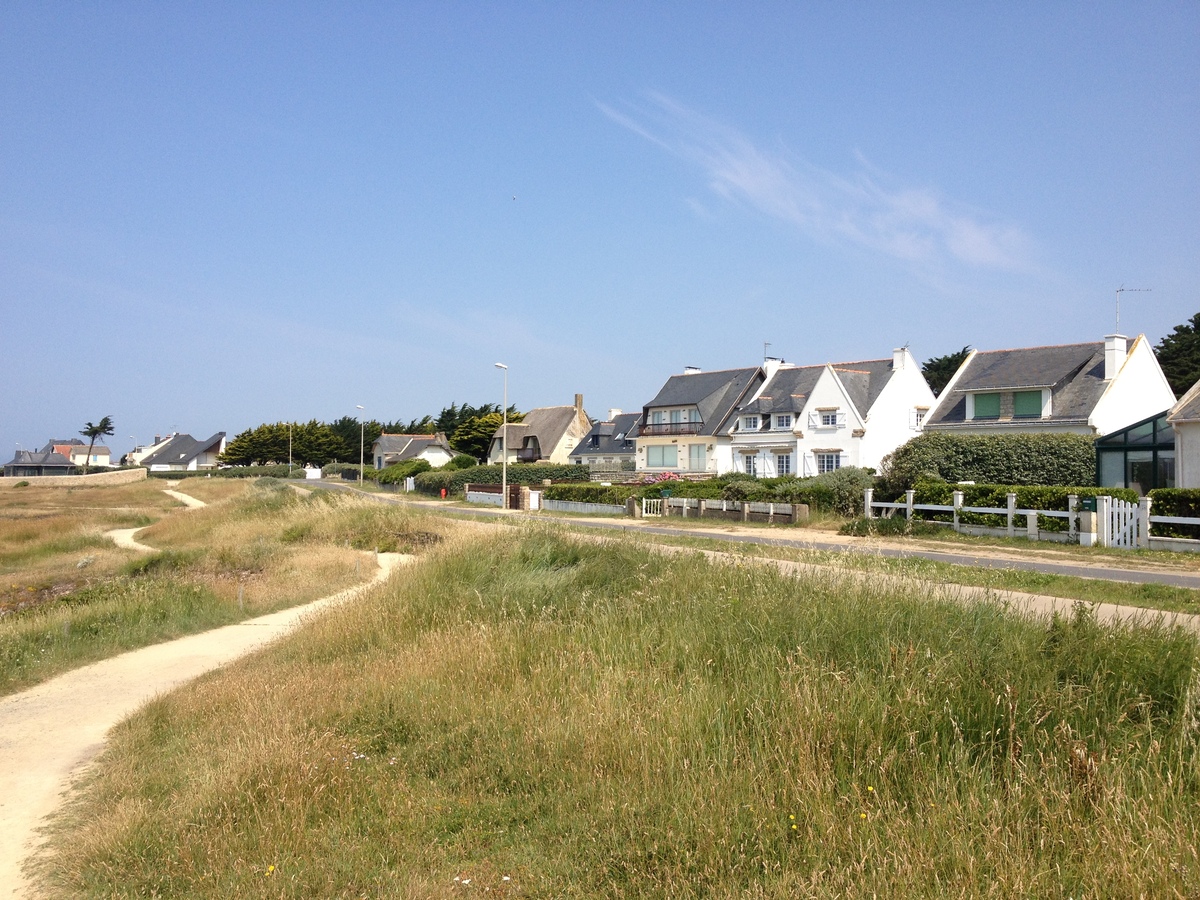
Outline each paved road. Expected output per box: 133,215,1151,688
318,484,1200,591
0,553,407,899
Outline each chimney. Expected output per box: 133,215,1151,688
1104,334,1127,380
893,348,907,370
575,393,584,413
683,366,701,375
608,408,622,421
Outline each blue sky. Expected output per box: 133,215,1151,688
2,3,1197,459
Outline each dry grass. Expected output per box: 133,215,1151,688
0,480,456,694
37,526,1200,898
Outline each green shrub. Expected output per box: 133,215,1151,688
1147,488,1200,539
413,463,590,496
912,481,1137,531
13,480,29,488
321,462,361,477
444,454,478,470
878,433,1097,497
374,459,432,485
542,483,641,505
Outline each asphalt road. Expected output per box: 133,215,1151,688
319,483,1200,591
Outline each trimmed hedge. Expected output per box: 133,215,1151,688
374,459,432,485
542,484,642,505
1147,488,1200,539
150,464,307,479
878,433,1097,497
912,481,1137,531
414,463,590,496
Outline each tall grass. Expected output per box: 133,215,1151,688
1,483,450,694
39,527,1200,898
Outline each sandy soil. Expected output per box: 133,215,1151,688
0,552,409,899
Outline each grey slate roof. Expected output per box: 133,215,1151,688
643,367,764,436
140,432,226,468
374,433,453,463
925,341,1126,428
569,412,641,458
1168,378,1200,423
3,449,74,470
739,358,896,419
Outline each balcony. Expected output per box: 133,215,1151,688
640,422,702,436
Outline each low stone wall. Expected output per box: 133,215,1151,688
0,467,148,489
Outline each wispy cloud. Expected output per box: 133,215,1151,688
598,93,1033,272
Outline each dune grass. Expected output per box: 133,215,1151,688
0,481,451,695
38,526,1200,898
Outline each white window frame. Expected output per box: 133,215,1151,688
688,443,705,471
743,454,758,476
816,452,842,474
647,444,678,468
775,452,792,475
775,414,792,430
742,415,760,431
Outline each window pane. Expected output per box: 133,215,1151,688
1159,451,1176,489
1098,451,1124,487
1127,421,1155,444
662,445,677,467
776,453,791,475
670,409,683,424
1013,390,1042,417
689,444,705,470
1126,450,1153,495
973,393,1000,418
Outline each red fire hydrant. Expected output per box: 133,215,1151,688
440,488,447,499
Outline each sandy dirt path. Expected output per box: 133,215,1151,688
0,552,409,899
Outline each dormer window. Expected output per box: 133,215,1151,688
971,392,1001,418
742,415,759,431
1014,390,1044,418
775,414,792,430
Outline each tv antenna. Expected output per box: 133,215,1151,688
763,340,771,361
1115,286,1150,333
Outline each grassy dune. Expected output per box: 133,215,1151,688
0,481,450,694
38,526,1200,898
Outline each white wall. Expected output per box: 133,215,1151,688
1176,423,1200,488
1090,335,1176,436
857,348,937,470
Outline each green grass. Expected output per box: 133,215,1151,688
37,527,1200,898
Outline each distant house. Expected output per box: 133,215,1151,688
924,334,1175,437
488,395,592,466
637,366,765,475
730,349,936,477
129,435,176,466
371,432,456,470
3,449,74,477
140,433,227,471
568,411,641,468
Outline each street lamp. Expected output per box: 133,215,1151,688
495,363,507,510
129,436,135,466
356,405,365,486
288,422,293,476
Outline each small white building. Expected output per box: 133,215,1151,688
140,433,227,471
729,349,936,477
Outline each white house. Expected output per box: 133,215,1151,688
636,366,765,475
140,433,227,471
924,334,1175,437
372,432,456,469
729,349,936,477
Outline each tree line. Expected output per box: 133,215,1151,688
219,402,522,467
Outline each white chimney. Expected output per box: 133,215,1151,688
607,408,622,421
893,348,907,369
1104,334,1127,380
683,366,701,375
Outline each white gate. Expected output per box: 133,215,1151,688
1100,495,1140,548
641,498,664,518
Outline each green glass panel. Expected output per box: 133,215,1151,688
1013,390,1042,417
973,392,1000,418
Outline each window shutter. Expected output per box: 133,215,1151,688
908,409,918,429
836,412,847,428
808,411,818,429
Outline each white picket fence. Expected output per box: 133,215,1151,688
861,488,1200,551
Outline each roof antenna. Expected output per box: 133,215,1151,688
764,340,771,361
1115,286,1150,333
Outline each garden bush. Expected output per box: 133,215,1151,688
878,432,1097,497
541,483,641,505
444,454,479,470
374,459,432,485
1147,488,1200,539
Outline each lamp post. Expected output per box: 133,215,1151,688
495,363,507,510
356,405,365,486
129,436,135,466
288,422,293,476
